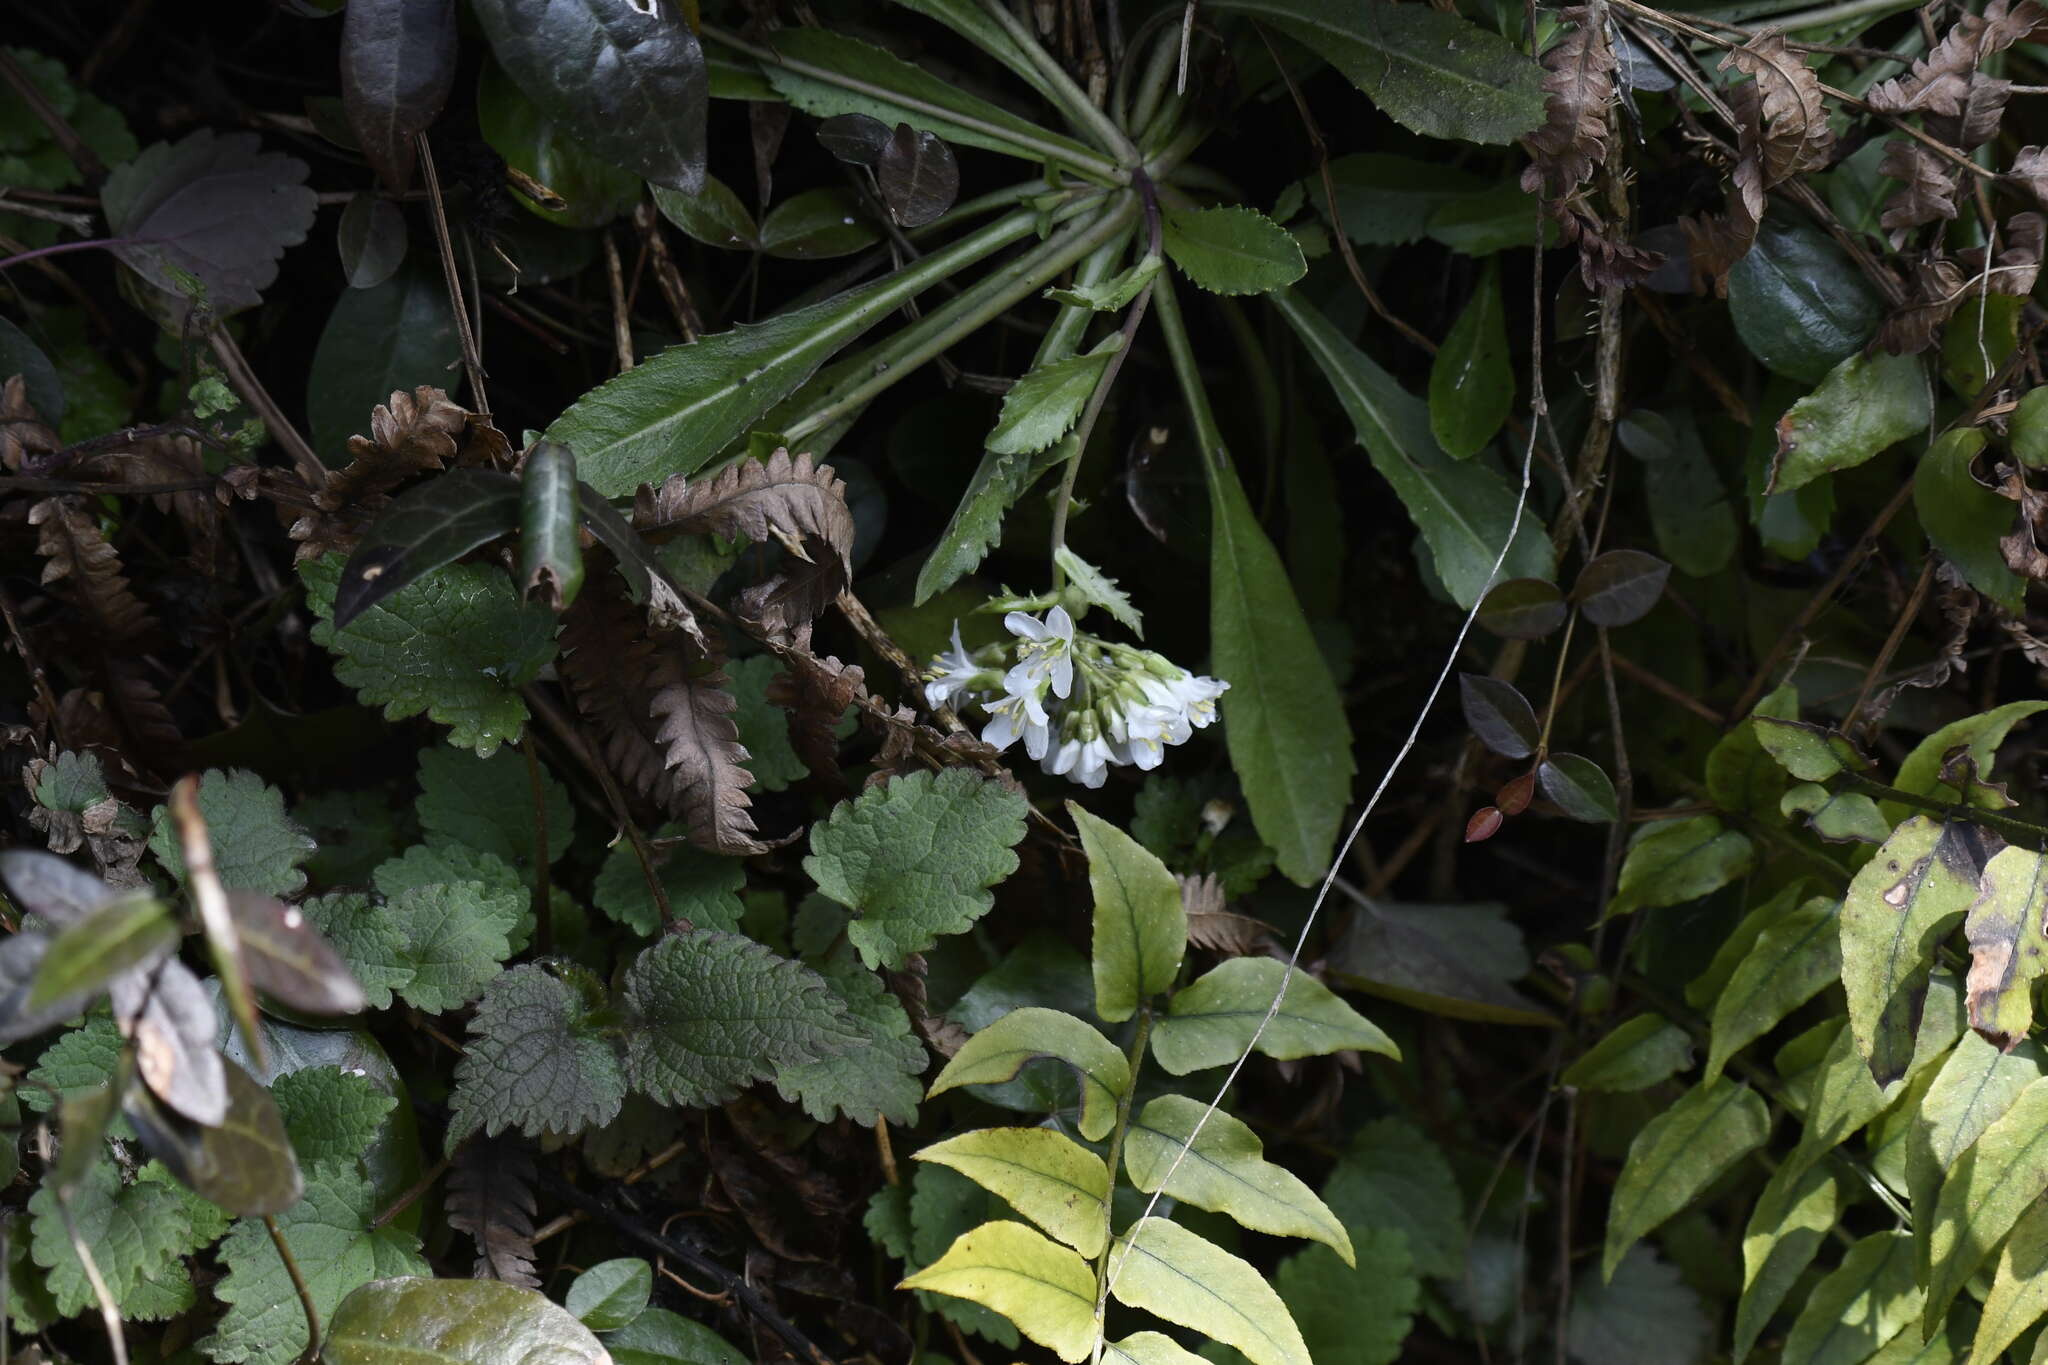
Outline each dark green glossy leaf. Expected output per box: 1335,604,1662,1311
1573,549,1671,627
1429,262,1511,459
475,59,641,228
333,469,523,628
339,0,455,193
227,890,368,1016
1458,674,1539,759
1917,427,2026,612
325,1274,611,1363
759,187,881,260
565,1257,652,1331
1728,220,1885,383
306,263,459,463
602,1307,748,1365
1476,577,1568,639
336,192,407,289
1538,753,1618,823
30,891,175,1009
650,176,759,250
518,440,584,611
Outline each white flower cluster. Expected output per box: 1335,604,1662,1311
923,605,1228,788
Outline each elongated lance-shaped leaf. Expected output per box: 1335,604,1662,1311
913,1128,1109,1258
1706,896,1841,1082
1921,1075,2048,1336
1108,1217,1311,1365
546,209,1039,496
900,1220,1100,1362
928,1007,1130,1140
1907,1032,2046,1277
1123,1095,1352,1263
1602,1076,1770,1281
1842,817,1991,1085
1561,1014,1693,1093
1733,1159,1846,1361
1150,956,1396,1075
1973,1198,2048,1364
332,468,523,628
1964,845,2048,1049
518,440,583,611
1070,804,1186,1023
1786,976,1961,1184
29,891,176,1008
1785,1231,1923,1365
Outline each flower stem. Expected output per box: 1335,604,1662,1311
1091,1006,1154,1364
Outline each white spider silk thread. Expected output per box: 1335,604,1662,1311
1092,420,1541,1347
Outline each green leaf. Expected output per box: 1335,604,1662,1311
1319,1117,1465,1280
1208,0,1544,144
1566,1246,1712,1365
1844,817,1985,1084
1108,1217,1310,1365
1294,154,1487,246
2015,385,2048,468
332,470,524,628
1047,253,1161,310
1706,895,1841,1082
377,877,520,1014
1151,957,1397,1075
1728,220,1885,383
772,952,927,1126
1788,978,1961,1183
908,1164,1024,1346
914,1127,1110,1258
902,1220,1099,1361
1071,805,1186,1023
448,964,625,1149
30,891,174,1008
300,893,413,1011
1606,816,1753,920
988,335,1120,454
1963,845,2048,1048
23,1011,122,1113
603,1306,749,1365
306,263,459,463
929,1007,1130,1142
1753,717,1873,783
1907,1032,2046,1277
303,555,558,757
758,186,882,259
1974,1198,2048,1364
1268,1232,1418,1365
620,930,860,1109
1537,753,1619,823
416,744,574,880
1782,784,1890,843
203,1160,429,1365
129,1057,303,1217
1917,428,2026,611
1734,1160,1847,1361
1787,1231,1923,1365
1429,262,1511,459
1572,549,1671,628
1564,1015,1695,1093
27,1158,194,1317
475,58,640,228
1602,1077,1770,1280
273,1066,396,1170
1889,700,2048,818
1770,351,1929,495
804,767,1029,970
1163,205,1306,296
1124,1095,1351,1263
593,832,746,937
148,767,315,897
326,1275,610,1363
1052,547,1145,639
1104,1332,1213,1365
1272,287,1551,607
1704,685,1802,818
1328,897,1556,1027
565,1258,652,1331
1922,1077,2048,1332
516,441,584,611
651,175,758,250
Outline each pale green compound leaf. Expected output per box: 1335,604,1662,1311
324,1275,610,1363
929,1007,1130,1142
1162,205,1306,296
603,1305,750,1365
1907,1033,2046,1278
303,554,557,756
1973,1198,2048,1364
900,1220,1100,1363
593,826,747,937
447,964,625,1151
566,1257,653,1332
1124,1094,1351,1264
1917,428,2026,612
1770,350,1930,494
1922,1076,2048,1336
1605,815,1753,920
772,952,926,1127
988,336,1119,455
621,930,861,1109
300,893,413,1011
379,878,520,1014
1047,253,1162,310
272,1066,397,1169
804,766,1029,970
1103,1331,1211,1365
147,767,314,897
27,1158,193,1316
1150,957,1397,1075
1319,1117,1464,1280
1781,784,1890,843
1428,261,1511,459
1888,700,2048,820
1786,1231,1923,1365
1108,1217,1311,1365
201,1160,428,1365
414,744,573,879
914,1127,1110,1258
1844,817,1986,1085
1563,1015,1694,1093
1271,286,1551,609
1602,1076,1770,1281
1207,0,1545,145
1071,804,1186,1023
1054,547,1145,637
1962,845,2048,1048
1706,896,1841,1082
1566,1246,1712,1365
1733,1160,1847,1362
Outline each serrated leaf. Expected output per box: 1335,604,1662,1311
1788,1231,1923,1365
416,743,575,880
1319,1117,1464,1279
23,1011,122,1113
273,1066,397,1169
1564,1014,1694,1093
1771,350,1929,495
1458,674,1539,759
228,890,367,1016
1734,1160,1847,1361
1573,549,1671,627
1907,1032,2046,1278
332,469,523,628
900,1220,1099,1362
988,336,1119,456
1124,1094,1350,1262
326,1274,610,1364
592,829,745,937
304,555,557,756
1109,1217,1310,1365
914,1128,1110,1258
30,890,174,1008
1071,805,1185,1023
378,877,520,1014
1053,546,1144,637
1607,816,1752,920
1923,1076,2048,1334
1846,818,1988,1084
565,1257,652,1331
147,768,315,897
1151,957,1396,1074
1047,253,1162,310
1163,205,1306,296
1567,1246,1712,1365
804,767,1028,970
27,1158,194,1317
1603,1076,1770,1280
1271,1231,1418,1365
1429,261,1511,459
128,1058,302,1216
1706,896,1840,1081
772,952,927,1126
620,930,860,1109
448,964,625,1150
929,1007,1130,1142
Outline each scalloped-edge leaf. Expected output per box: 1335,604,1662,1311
900,1220,1099,1363
914,1128,1109,1258
928,1007,1130,1142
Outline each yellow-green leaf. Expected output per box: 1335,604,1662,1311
1973,1198,2048,1364
1887,700,2048,820
1123,1095,1351,1264
1963,845,2048,1049
900,1220,1099,1363
1734,1160,1846,1361
1785,1231,1922,1365
1561,1015,1693,1093
1843,817,1985,1085
1602,1077,1770,1281
1906,1031,2046,1278
1070,805,1186,1023
1107,1218,1309,1365
913,1128,1109,1258
1150,958,1396,1075
1103,1331,1211,1365
928,1007,1130,1141
1706,896,1841,1082
1922,1076,2048,1336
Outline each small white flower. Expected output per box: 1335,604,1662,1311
1046,733,1114,788
1140,670,1228,735
1105,697,1177,770
983,691,1052,760
923,624,981,709
1003,605,1075,699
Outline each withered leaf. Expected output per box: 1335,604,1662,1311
1964,844,2048,1049
651,658,771,856
1868,0,2045,148
1720,30,1835,186
1878,140,1962,237
446,1135,542,1288
1520,7,1617,201
29,497,154,644
766,649,867,785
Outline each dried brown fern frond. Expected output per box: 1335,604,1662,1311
1721,31,1835,186
291,386,508,560
1878,140,1964,238
766,649,866,785
30,497,154,643
0,376,60,473
1521,7,1617,202
446,1137,541,1288
1868,0,2045,147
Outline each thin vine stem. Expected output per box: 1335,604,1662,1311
265,1214,322,1363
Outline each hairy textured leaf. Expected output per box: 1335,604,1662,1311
928,1007,1130,1142
772,952,927,1126
1072,805,1186,1023
1125,1095,1350,1262
987,338,1119,454
1109,1217,1310,1365
301,893,413,1010
915,1127,1110,1258
1151,957,1397,1074
593,832,745,936
1846,817,1989,1083
339,0,456,193
449,964,625,1148
900,1220,1099,1362
325,1275,610,1364
1567,1246,1712,1365
417,743,574,880
27,1158,195,1317
274,1066,396,1170
147,767,315,898
1603,1076,1770,1279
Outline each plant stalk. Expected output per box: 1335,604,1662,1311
974,0,1139,162
1090,1007,1154,1365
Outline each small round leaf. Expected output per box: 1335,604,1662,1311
565,1257,652,1331
1476,578,1567,639
1573,550,1671,627
1459,674,1540,760
1538,754,1620,823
